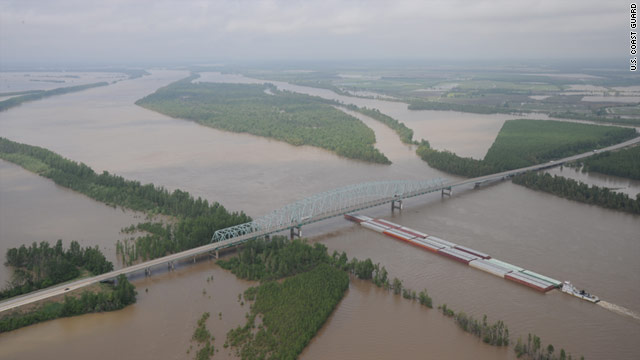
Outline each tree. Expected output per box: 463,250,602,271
392,277,402,295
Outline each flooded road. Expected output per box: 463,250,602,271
1,70,638,359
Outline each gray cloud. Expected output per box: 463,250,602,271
0,0,630,64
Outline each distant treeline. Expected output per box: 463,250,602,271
408,99,524,114
550,111,640,126
0,90,45,97
0,137,250,263
581,146,640,180
136,75,391,164
1,240,113,301
0,275,136,333
416,119,637,178
0,82,108,112
512,172,640,214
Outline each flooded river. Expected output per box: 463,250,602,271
0,70,638,359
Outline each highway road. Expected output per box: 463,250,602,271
1,135,639,314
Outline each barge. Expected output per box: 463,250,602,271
344,214,569,295
344,214,600,299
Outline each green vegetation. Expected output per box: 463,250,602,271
136,76,390,164
239,66,640,128
438,304,510,346
191,312,215,360
581,146,640,180
512,172,640,214
0,274,136,333
345,105,417,144
0,90,45,97
218,237,517,358
417,145,494,177
227,264,348,360
482,120,635,171
0,137,250,264
550,111,640,126
217,237,331,281
408,99,521,114
1,240,113,300
0,82,108,111
416,120,637,177
514,333,583,360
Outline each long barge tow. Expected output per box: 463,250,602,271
345,214,599,302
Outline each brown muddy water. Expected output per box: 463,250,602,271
0,70,639,359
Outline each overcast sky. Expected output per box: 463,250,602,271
0,0,632,65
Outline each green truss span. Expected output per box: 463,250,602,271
211,178,448,243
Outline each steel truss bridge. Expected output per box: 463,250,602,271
211,178,448,246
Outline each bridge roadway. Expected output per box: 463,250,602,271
2,135,639,314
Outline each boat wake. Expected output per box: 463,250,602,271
598,301,640,322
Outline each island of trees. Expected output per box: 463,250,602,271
135,75,391,164
1,240,113,300
0,239,137,333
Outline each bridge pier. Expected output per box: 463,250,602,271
290,226,302,239
391,199,403,212
441,187,452,197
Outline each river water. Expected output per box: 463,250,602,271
0,70,638,359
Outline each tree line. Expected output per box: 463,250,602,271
439,304,510,347
136,76,391,164
0,137,251,264
512,172,640,214
408,99,522,114
514,333,583,360
0,82,108,112
580,146,640,180
0,274,136,333
1,240,113,300
550,111,640,127
416,119,637,178
345,105,417,144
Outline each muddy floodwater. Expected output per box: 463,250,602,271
0,70,639,359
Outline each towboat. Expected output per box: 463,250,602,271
561,281,600,303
